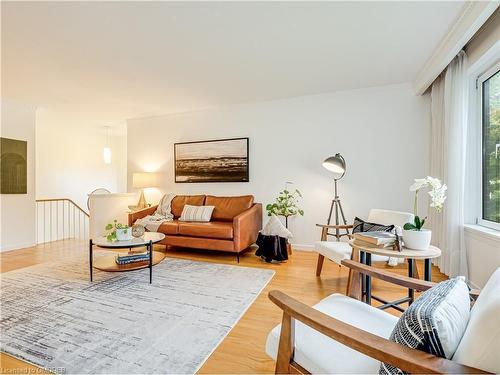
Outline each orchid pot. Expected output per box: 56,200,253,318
402,176,447,251
403,228,432,250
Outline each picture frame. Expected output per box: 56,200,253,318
174,137,249,183
0,137,28,194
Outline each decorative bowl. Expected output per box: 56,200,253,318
132,224,145,238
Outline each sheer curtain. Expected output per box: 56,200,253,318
429,51,469,278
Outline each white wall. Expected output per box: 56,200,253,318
127,83,430,246
36,109,128,210
465,226,500,288
0,99,37,251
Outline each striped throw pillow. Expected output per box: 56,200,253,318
380,277,471,374
179,205,215,222
352,217,394,233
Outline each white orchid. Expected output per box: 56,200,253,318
409,178,428,192
405,176,447,231
428,184,447,212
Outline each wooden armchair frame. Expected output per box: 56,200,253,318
315,224,353,276
268,259,487,375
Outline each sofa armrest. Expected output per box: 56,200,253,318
233,203,262,251
128,205,158,226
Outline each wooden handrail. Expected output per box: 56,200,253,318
36,198,89,217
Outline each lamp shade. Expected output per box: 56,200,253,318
322,154,346,179
132,172,159,188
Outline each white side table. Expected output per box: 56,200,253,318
348,240,441,311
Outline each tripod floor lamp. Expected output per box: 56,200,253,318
322,153,349,241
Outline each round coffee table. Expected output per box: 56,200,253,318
90,232,166,284
348,240,441,311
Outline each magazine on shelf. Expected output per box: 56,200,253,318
115,251,150,265
116,251,149,261
115,255,150,265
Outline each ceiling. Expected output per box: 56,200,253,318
2,1,465,123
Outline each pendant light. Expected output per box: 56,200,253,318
103,126,111,164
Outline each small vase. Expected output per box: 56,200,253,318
116,228,132,241
402,229,431,250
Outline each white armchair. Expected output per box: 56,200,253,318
265,262,499,374
315,209,414,276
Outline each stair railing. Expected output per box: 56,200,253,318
36,198,89,244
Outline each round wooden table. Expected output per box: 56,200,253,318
90,232,166,284
348,240,441,311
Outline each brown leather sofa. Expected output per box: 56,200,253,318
128,195,262,260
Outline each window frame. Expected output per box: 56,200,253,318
477,61,500,231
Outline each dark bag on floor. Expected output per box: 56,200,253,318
255,233,289,263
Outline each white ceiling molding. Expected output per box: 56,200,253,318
413,1,499,95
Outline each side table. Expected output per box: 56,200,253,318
347,240,441,311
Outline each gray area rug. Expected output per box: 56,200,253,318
1,257,274,374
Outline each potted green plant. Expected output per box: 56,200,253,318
266,184,304,229
403,176,447,250
105,220,132,241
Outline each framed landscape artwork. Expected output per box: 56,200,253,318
174,138,249,183
0,137,27,194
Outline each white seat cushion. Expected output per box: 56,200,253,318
452,267,500,373
315,241,389,265
265,293,398,374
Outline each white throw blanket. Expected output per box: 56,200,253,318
135,193,176,232
261,215,293,239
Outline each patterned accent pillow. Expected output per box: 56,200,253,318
380,277,471,374
179,205,215,222
352,217,394,233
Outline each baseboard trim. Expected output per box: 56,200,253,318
0,242,36,253
290,243,314,251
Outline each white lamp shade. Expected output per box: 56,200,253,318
132,172,159,188
103,147,112,164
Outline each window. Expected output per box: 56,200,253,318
480,66,500,229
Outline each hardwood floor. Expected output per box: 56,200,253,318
0,240,447,374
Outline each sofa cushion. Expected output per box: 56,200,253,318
205,195,254,221
452,267,500,373
266,293,398,374
178,221,234,240
171,195,206,218
157,221,179,235
179,205,215,222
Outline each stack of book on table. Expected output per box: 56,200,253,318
352,231,396,248
115,251,150,265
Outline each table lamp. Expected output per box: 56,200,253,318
322,153,348,240
132,172,159,209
